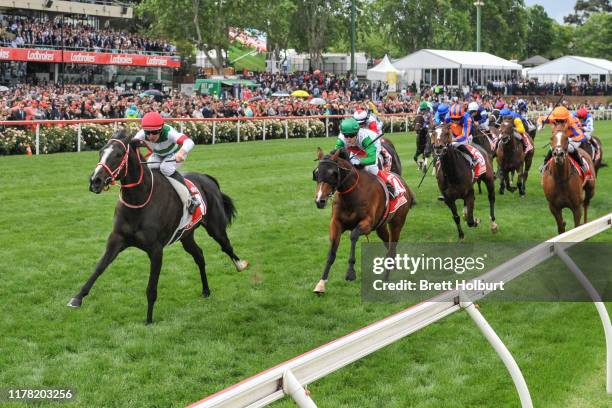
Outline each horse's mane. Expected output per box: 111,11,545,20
330,148,351,161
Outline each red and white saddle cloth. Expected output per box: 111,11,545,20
465,145,487,179
167,179,207,246
547,156,593,182
377,170,408,219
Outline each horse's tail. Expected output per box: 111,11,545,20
206,174,221,188
221,192,237,225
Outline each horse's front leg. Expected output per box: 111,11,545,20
549,203,566,234
465,191,480,228
498,168,506,195
572,206,582,229
445,198,465,240
346,219,373,281
517,162,526,197
314,220,342,294
146,245,164,325
67,232,126,308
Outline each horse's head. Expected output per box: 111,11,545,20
550,125,569,165
431,125,451,156
313,147,351,209
414,114,425,131
499,117,515,142
89,129,135,193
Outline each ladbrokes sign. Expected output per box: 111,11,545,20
0,47,180,68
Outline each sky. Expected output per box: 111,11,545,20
524,0,577,23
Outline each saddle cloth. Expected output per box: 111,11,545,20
465,145,487,179
376,170,408,223
546,156,592,182
166,178,207,246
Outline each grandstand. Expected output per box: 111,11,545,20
0,1,179,88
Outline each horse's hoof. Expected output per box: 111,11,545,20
313,280,326,294
345,272,356,281
145,320,153,326
67,298,82,308
202,289,211,298
499,189,504,195
491,222,498,233
234,260,249,272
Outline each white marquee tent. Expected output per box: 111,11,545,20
392,49,522,87
526,56,612,84
366,55,404,82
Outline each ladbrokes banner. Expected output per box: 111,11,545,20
0,47,180,68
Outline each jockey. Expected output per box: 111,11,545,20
133,112,200,213
575,107,594,141
354,108,383,137
335,118,396,197
418,101,433,128
498,107,533,154
434,103,450,126
448,103,477,166
516,99,528,117
468,101,489,131
537,106,591,177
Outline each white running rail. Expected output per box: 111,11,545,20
187,213,612,408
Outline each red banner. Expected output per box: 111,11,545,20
0,47,180,68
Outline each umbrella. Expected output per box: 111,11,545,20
309,97,326,106
0,85,9,92
291,90,309,98
271,91,290,97
143,89,163,97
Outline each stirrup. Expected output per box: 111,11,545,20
539,163,547,173
187,197,199,214
386,183,397,199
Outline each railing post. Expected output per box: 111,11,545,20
555,245,612,394
306,119,309,139
405,115,409,132
77,123,82,152
237,120,241,143
212,121,216,145
180,121,185,133
390,117,394,133
35,123,40,155
283,370,317,408
325,117,329,137
461,301,533,408
263,120,266,141
113,121,118,132
285,120,289,139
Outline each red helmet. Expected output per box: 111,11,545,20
494,101,505,109
449,103,464,119
141,111,164,131
577,107,588,119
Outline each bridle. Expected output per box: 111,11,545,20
432,125,449,156
96,138,154,208
313,158,360,196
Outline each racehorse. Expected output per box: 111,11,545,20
578,136,605,174
542,123,596,234
68,129,248,324
431,125,497,240
413,113,432,172
495,117,534,197
312,148,415,293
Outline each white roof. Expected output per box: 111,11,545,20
393,49,522,70
367,55,404,81
526,56,612,75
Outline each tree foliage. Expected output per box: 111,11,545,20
564,0,612,25
526,5,554,57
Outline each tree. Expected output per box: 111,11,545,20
573,13,612,58
246,0,296,68
549,22,575,59
138,0,249,72
564,0,612,25
526,5,554,57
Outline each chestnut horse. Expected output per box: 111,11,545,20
431,125,497,240
542,124,596,234
69,129,248,324
496,117,534,197
312,148,415,293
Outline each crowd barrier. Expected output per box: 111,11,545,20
1,110,611,156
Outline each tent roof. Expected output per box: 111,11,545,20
367,55,404,81
527,56,612,75
519,55,549,66
393,49,522,70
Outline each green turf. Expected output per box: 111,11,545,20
1,123,611,408
228,44,266,72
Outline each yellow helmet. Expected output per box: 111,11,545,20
551,106,570,121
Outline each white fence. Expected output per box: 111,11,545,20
187,213,612,408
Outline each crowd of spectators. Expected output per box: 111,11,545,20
0,14,176,54
1,80,610,123
487,78,611,96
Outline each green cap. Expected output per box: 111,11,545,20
340,118,360,136
419,101,429,110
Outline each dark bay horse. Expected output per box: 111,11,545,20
312,148,415,293
579,135,605,174
68,129,248,324
496,118,533,197
431,125,497,240
413,113,432,172
542,124,596,234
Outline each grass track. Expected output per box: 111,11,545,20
1,123,611,407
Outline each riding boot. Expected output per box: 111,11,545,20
521,133,533,153
540,150,552,173
571,149,589,175
457,144,476,167
169,171,199,214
